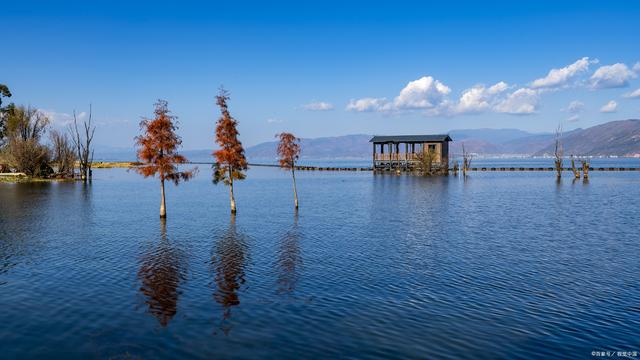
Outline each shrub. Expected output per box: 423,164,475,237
4,138,52,176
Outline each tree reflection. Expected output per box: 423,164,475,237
211,214,248,334
138,218,185,327
275,212,302,295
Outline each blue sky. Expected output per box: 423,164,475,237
2,0,640,149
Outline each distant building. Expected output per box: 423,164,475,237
370,134,452,171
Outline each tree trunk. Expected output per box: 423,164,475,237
291,166,299,209
228,167,236,213
583,162,589,179
160,178,167,218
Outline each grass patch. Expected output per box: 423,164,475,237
92,161,141,168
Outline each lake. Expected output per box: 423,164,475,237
1,164,639,359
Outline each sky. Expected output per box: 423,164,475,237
2,0,640,149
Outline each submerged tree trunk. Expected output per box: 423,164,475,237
291,165,299,209
555,159,563,179
229,167,236,213
571,157,580,179
160,178,167,218
582,160,590,179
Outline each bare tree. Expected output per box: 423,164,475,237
462,143,472,177
5,105,49,141
69,105,95,182
451,159,459,176
50,129,76,177
554,125,563,179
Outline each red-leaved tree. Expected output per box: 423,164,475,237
213,88,247,214
135,100,195,218
276,132,301,209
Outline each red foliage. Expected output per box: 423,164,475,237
276,132,301,169
135,100,194,184
213,89,247,183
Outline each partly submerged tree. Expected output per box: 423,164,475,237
554,124,563,179
212,88,247,214
69,106,96,181
570,155,580,179
462,143,472,177
276,132,301,209
135,100,195,218
581,158,590,179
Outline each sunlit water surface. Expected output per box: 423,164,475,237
1,165,639,359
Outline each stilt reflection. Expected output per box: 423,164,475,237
138,218,186,327
211,214,248,335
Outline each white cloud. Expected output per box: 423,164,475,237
531,57,596,89
392,76,451,110
266,118,283,123
40,110,87,127
600,100,618,113
347,76,452,115
345,57,639,118
567,114,580,122
494,88,540,114
566,100,585,113
455,81,509,114
302,101,334,111
623,88,640,99
346,97,391,112
590,63,638,89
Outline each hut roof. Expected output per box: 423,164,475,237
369,134,452,143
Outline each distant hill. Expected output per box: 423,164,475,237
245,129,555,159
245,120,640,159
246,134,372,160
97,120,640,161
534,120,640,157
449,128,536,144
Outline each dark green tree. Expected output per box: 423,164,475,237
0,84,13,143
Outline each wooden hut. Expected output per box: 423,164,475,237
370,134,452,171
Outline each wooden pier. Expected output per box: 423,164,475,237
245,163,640,172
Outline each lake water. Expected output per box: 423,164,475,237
1,164,639,359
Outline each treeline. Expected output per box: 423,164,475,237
135,88,301,217
0,83,96,181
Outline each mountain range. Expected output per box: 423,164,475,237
92,119,640,161
245,119,640,159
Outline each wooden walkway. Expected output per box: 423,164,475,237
244,163,640,172
466,167,639,172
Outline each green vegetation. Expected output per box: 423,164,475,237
0,83,96,182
